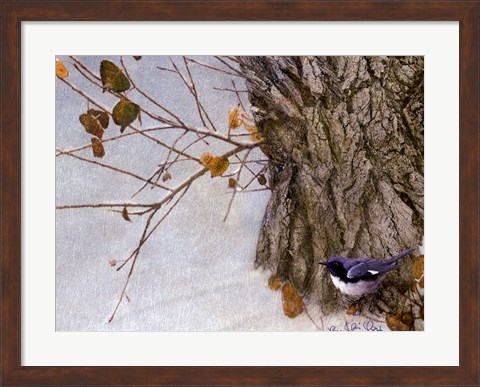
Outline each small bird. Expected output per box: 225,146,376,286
319,248,415,298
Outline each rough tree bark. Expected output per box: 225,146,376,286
239,56,424,314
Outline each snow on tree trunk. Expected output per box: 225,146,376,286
239,56,424,314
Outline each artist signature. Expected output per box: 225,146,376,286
327,320,384,331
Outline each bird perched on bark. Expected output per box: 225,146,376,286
319,248,415,298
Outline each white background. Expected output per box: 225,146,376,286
23,22,458,365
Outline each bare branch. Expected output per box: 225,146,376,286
186,57,246,79
57,150,172,191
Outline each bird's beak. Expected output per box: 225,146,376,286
319,262,328,267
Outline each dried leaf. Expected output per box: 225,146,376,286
162,171,172,182
100,60,130,93
346,305,360,316
55,59,69,79
108,258,117,267
209,156,229,177
257,174,267,186
251,132,264,143
401,312,415,329
412,255,424,279
228,178,237,189
122,207,132,222
113,98,140,133
91,137,105,158
281,284,304,318
133,56,142,61
244,123,257,134
268,275,282,291
386,314,410,331
228,106,242,129
87,109,109,129
244,124,264,143
80,113,104,138
412,255,424,288
200,152,214,167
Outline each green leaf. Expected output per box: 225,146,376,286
112,98,140,133
100,60,130,93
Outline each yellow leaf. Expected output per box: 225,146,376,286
91,137,105,158
209,157,229,177
412,255,424,279
228,106,242,129
55,59,69,79
281,284,304,318
244,123,257,134
244,124,264,143
251,132,264,143
200,152,214,167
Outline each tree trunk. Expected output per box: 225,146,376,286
239,56,424,314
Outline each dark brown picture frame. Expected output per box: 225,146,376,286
1,1,479,386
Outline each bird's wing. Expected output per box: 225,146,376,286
346,258,397,279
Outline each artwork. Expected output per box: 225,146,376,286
56,56,424,331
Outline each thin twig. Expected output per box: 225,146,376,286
223,149,252,222
57,151,171,191
186,57,246,78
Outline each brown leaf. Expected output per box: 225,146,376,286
108,258,117,267
87,109,109,129
228,178,237,189
346,305,360,316
386,314,410,331
122,207,132,222
281,284,304,318
209,156,229,177
80,113,104,139
55,59,69,79
162,171,172,182
257,174,267,186
401,312,415,329
228,106,242,129
268,275,282,291
412,255,424,279
200,152,214,167
91,137,105,158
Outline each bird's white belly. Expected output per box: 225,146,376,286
330,275,384,297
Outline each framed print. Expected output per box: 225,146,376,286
1,1,479,386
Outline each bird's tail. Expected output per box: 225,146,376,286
384,248,415,264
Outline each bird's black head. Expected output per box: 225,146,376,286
319,257,348,278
